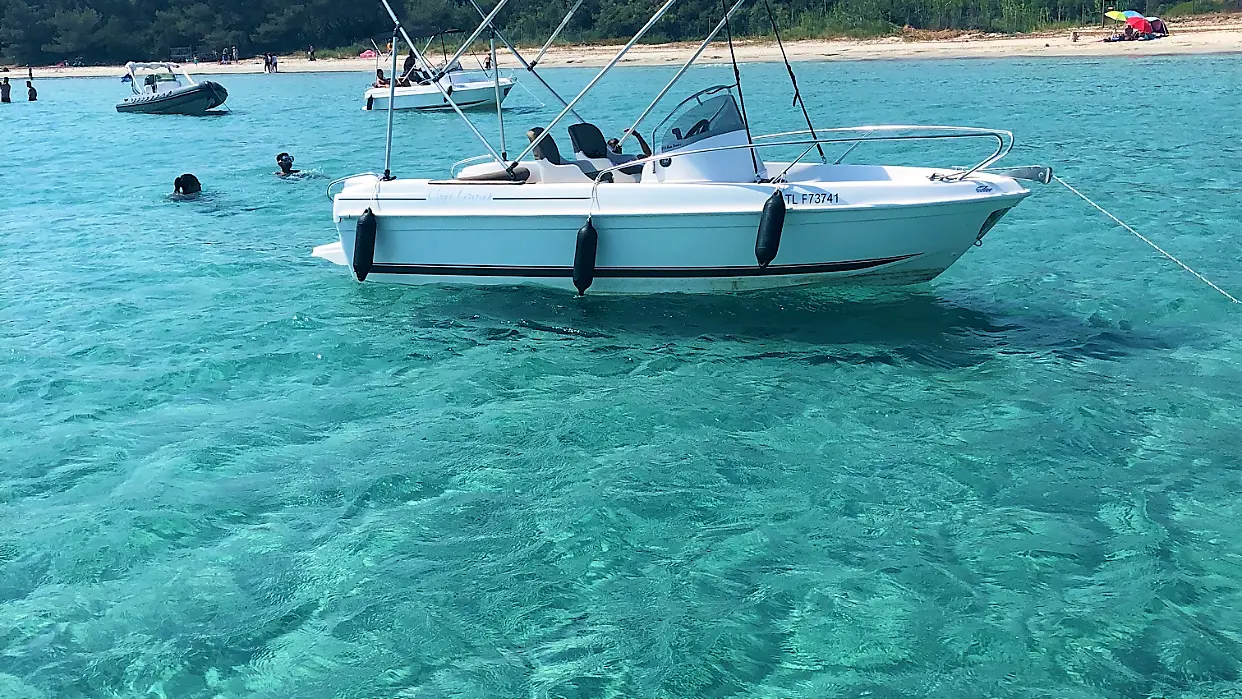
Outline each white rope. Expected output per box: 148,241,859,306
1054,175,1239,304
517,80,545,108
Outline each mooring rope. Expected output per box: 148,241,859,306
1054,175,1239,304
517,80,546,108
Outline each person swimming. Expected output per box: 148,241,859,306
26,80,36,101
276,152,300,176
1,77,10,103
173,173,201,195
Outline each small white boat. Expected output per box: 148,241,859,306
364,71,515,111
318,0,1050,296
116,62,227,115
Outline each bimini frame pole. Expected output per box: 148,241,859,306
531,0,585,67
492,31,507,160
377,0,510,173
509,0,680,168
435,0,515,82
464,0,587,123
383,26,399,179
617,0,748,151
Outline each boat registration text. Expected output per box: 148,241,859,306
785,192,839,205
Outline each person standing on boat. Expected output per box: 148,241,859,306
1,78,10,103
26,81,36,101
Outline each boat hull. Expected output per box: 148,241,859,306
116,81,228,115
364,79,514,111
321,167,1030,294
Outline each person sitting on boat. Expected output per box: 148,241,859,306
174,174,201,196
374,69,390,88
275,153,300,177
400,54,428,85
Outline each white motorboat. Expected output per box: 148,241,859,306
363,71,515,111
116,62,227,115
317,0,1050,295
363,28,517,111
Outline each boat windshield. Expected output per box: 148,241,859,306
657,92,746,153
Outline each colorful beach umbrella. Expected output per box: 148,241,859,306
1126,15,1153,32
1123,10,1143,17
1105,10,1128,20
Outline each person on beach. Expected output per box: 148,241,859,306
174,174,201,195
26,81,36,101
1,78,10,103
275,153,300,177
308,45,316,61
232,47,239,63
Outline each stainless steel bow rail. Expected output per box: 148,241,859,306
589,125,1024,189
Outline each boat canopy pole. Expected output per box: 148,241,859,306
531,0,585,67
383,26,399,179
435,0,514,81
492,31,507,160
764,0,824,163
377,0,512,173
463,0,586,123
617,0,748,151
722,0,759,178
509,0,680,168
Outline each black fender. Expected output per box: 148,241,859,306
755,190,786,268
573,220,598,296
353,209,377,282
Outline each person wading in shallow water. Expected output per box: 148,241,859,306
174,174,201,195
1,78,11,103
26,81,37,101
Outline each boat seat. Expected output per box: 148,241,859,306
455,165,531,183
568,123,644,177
527,127,613,183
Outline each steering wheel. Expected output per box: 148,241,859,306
685,119,711,138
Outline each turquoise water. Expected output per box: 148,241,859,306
2,56,1241,698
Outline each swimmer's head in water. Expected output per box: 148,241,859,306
276,152,295,173
174,173,201,195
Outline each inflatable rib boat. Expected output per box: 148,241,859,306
116,62,228,115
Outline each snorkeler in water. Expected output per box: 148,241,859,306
275,152,300,176
173,173,201,195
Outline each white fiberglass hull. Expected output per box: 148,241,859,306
364,78,514,111
318,165,1031,294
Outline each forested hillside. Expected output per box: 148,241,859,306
0,0,1236,64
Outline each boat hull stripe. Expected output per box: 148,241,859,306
368,254,918,278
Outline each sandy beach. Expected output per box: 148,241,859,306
9,14,1241,79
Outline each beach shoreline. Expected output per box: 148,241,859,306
7,14,1241,80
